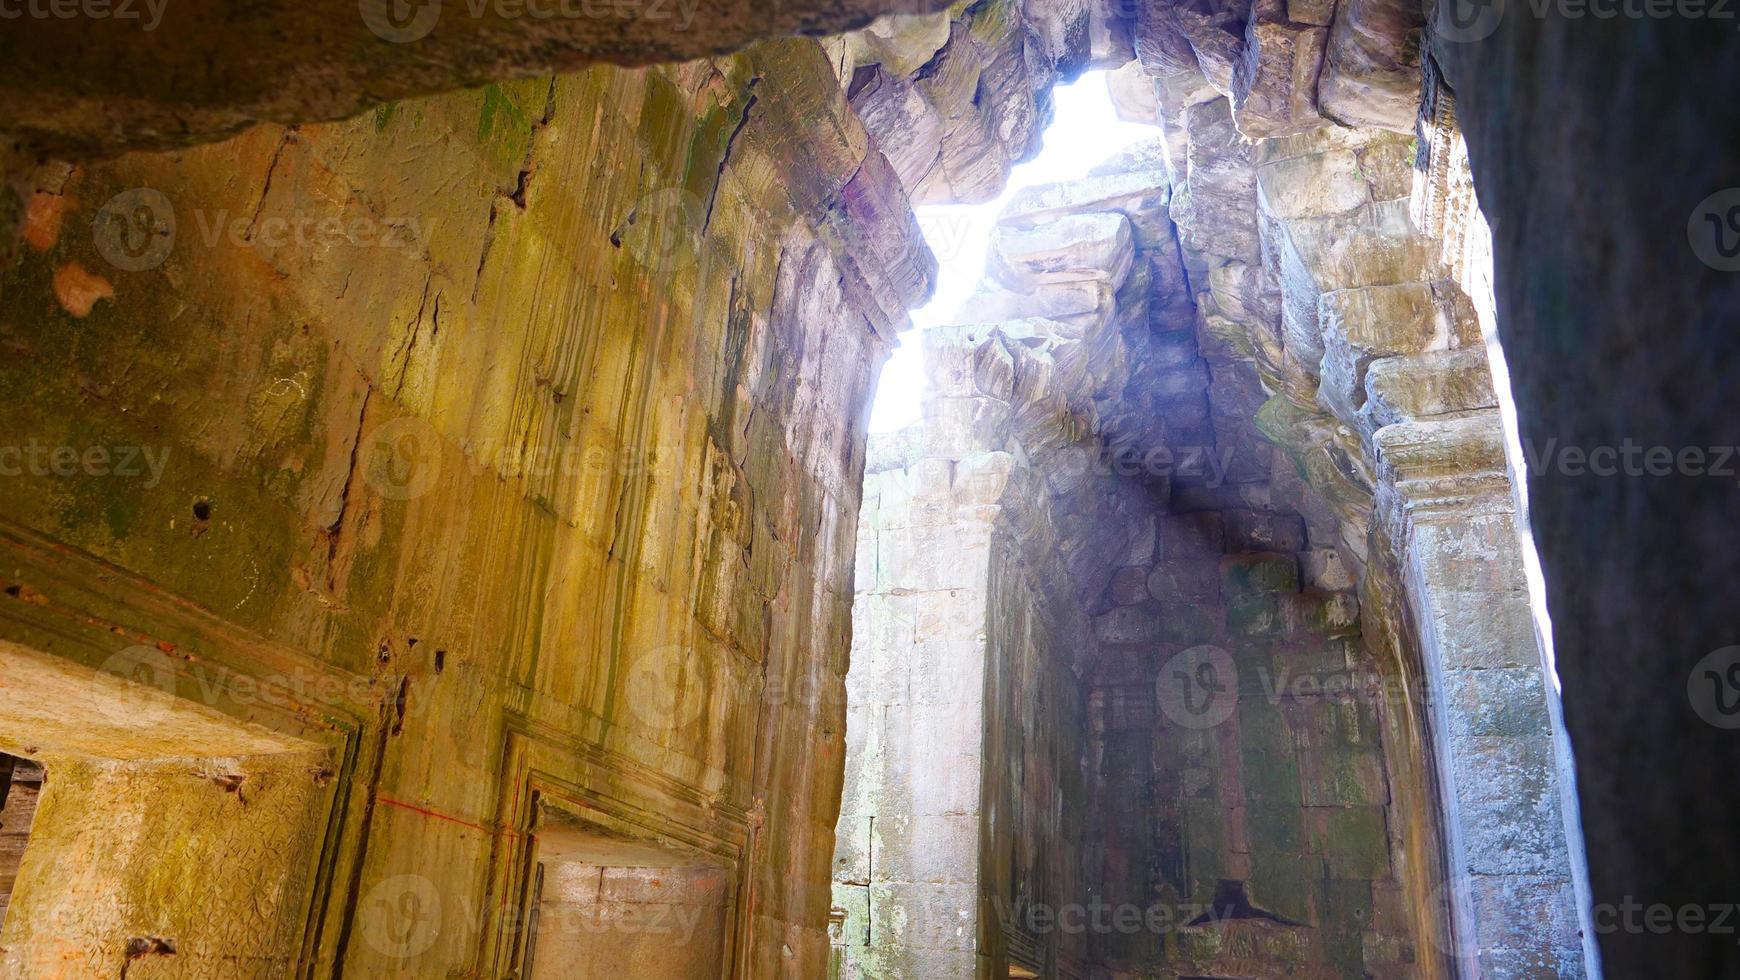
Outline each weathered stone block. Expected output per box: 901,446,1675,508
1000,170,1170,238
839,943,978,979
1095,604,1160,644
1247,851,1316,924
1239,701,1303,805
1222,553,1301,594
1301,547,1358,591
1315,0,1423,132
1256,149,1371,220
1157,603,1223,644
1287,589,1360,636
1448,736,1568,877
1228,594,1286,636
832,882,870,947
1231,0,1330,138
1183,799,1229,880
989,211,1135,292
1176,99,1263,262
1299,742,1390,807
1444,668,1551,738
1420,589,1541,670
921,396,1011,460
866,881,977,952
872,812,978,885
1106,61,1161,123
1409,514,1529,594
1362,347,1496,429
1464,874,1583,964
1322,806,1391,878
1225,509,1308,552
1161,511,1226,558
1248,802,1305,857
1109,565,1151,605
1148,560,1222,603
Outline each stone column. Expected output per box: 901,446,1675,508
1375,413,1585,977
832,437,1010,978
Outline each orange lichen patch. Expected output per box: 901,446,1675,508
51,262,114,317
24,192,68,251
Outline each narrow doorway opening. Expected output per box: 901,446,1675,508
0,754,42,928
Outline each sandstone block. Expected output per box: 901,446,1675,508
1106,61,1161,123
1222,553,1302,594
1226,508,1308,552
1316,0,1424,132
988,212,1135,292
1287,589,1360,636
1148,560,1222,603
1444,668,1551,739
1361,347,1496,428
1302,547,1359,591
1228,593,1287,635
1109,565,1152,605
1256,148,1372,220
1161,511,1226,558
1095,604,1161,644
1231,0,1329,138
1156,603,1222,644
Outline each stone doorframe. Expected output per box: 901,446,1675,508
479,718,750,977
0,518,378,975
0,640,335,976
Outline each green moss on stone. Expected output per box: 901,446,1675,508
1222,554,1300,594
1227,594,1285,636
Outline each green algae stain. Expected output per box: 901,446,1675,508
478,82,531,147
374,102,398,133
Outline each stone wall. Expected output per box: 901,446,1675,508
0,40,931,977
1085,436,1419,977
1123,5,1597,968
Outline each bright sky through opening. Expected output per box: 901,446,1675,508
867,71,1159,433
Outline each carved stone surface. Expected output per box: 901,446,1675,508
0,41,932,978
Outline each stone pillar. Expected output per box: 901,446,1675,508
1376,413,1585,977
833,439,1009,978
